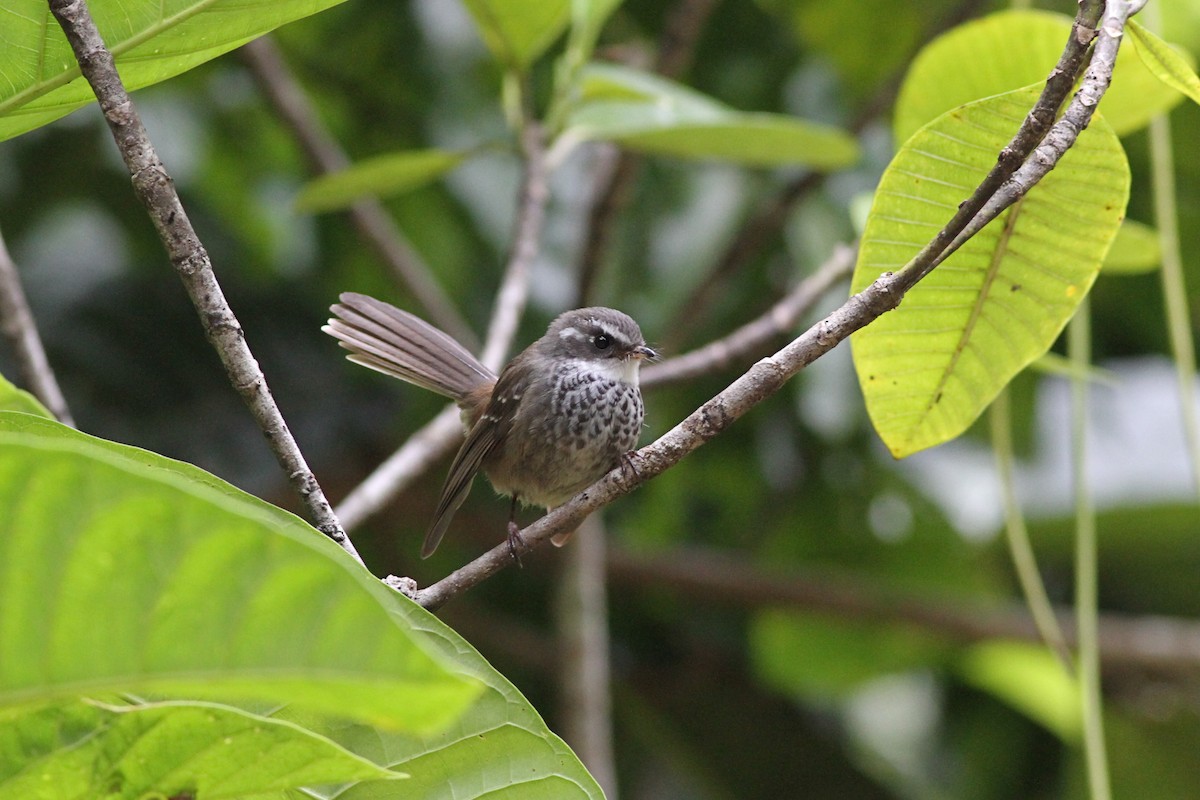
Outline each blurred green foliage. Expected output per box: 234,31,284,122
2,0,1200,797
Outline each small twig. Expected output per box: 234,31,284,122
480,118,547,370
414,0,1134,608
662,172,825,351
575,0,719,306
48,0,362,566
574,145,637,306
991,389,1075,672
336,97,550,529
335,405,461,531
240,37,478,350
0,227,75,426
642,242,855,389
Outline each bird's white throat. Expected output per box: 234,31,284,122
565,357,641,387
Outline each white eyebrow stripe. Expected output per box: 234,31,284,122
560,321,634,346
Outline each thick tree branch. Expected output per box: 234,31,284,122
48,0,362,565
0,227,74,426
239,37,478,349
414,0,1136,608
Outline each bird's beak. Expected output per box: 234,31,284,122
630,345,658,361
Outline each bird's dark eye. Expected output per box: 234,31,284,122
594,334,612,350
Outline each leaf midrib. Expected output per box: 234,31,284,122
908,198,1026,437
0,0,225,115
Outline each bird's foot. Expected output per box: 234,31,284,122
618,450,642,489
506,520,525,567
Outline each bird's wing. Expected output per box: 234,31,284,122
422,413,504,558
421,349,533,557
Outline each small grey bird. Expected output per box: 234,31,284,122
325,293,656,558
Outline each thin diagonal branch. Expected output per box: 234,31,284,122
240,37,478,350
48,0,362,566
335,406,462,531
415,266,902,608
480,118,547,371
662,171,825,351
642,242,855,389
0,227,74,426
413,0,1134,609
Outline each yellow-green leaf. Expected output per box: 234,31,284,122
0,411,604,798
851,87,1130,458
1128,19,1200,107
0,412,480,731
894,10,1185,143
294,149,469,214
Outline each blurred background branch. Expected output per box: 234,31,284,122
0,226,74,426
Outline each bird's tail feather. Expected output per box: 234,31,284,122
325,292,496,401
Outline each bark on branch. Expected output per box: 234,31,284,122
48,0,361,565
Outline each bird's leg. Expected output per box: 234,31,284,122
506,494,524,566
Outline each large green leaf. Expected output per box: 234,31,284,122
0,701,400,799
0,411,603,797
893,9,1188,143
0,411,478,728
0,0,348,143
294,148,470,214
459,0,570,70
562,63,859,168
851,87,1129,458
